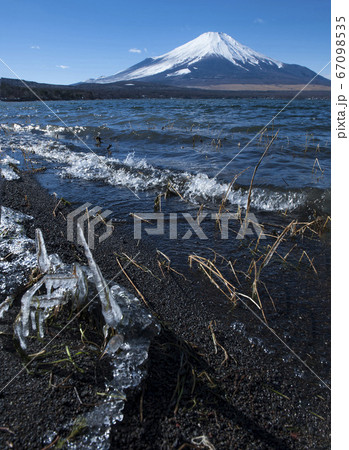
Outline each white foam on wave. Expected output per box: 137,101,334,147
1,124,306,212
184,172,306,211
3,123,87,137
123,152,149,169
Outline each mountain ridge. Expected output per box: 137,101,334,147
84,32,330,87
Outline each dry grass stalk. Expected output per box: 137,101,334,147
251,260,267,322
157,260,166,278
156,250,187,280
290,216,330,238
154,193,163,212
209,321,229,365
115,257,149,307
205,248,241,286
258,220,296,277
188,254,260,310
227,260,241,286
189,254,237,303
139,388,144,423
196,204,204,222
52,198,62,217
298,250,318,275
283,244,298,260
312,158,324,174
209,248,241,286
118,252,161,281
129,213,153,225
323,216,331,228
216,167,249,223
253,232,263,253
209,321,218,354
197,371,216,389
157,249,171,267
244,131,279,223
260,280,276,311
166,182,187,203
257,127,268,146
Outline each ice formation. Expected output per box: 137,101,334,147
0,153,21,180
0,206,36,297
1,211,158,448
14,231,89,349
77,224,123,328
11,222,124,349
0,296,13,319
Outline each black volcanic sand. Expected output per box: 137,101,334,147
0,173,330,449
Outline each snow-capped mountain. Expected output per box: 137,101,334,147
84,32,330,87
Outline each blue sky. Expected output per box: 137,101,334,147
0,0,330,84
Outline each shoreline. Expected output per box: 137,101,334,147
0,172,330,448
1,77,331,102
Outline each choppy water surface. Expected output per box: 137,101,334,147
0,98,330,215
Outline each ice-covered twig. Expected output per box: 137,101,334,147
35,228,63,273
0,296,14,319
13,225,122,350
77,224,123,328
14,228,89,349
36,229,51,273
14,272,85,349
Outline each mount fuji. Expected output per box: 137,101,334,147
84,32,330,88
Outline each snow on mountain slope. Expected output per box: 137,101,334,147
120,32,283,80
84,32,330,87
85,32,282,83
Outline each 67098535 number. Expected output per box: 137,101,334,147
336,17,346,79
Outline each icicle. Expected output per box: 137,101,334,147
77,224,123,328
38,311,45,339
14,315,27,350
31,311,37,331
102,334,124,356
36,229,51,273
14,226,123,349
74,264,88,308
14,272,84,349
20,279,45,342
35,229,63,274
0,296,13,319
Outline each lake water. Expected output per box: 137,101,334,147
0,98,330,216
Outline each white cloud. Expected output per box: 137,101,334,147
254,18,265,24
56,65,69,69
129,48,142,53
30,45,40,49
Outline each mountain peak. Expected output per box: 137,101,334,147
161,31,283,68
84,32,330,88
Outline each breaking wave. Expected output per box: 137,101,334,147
0,121,329,214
